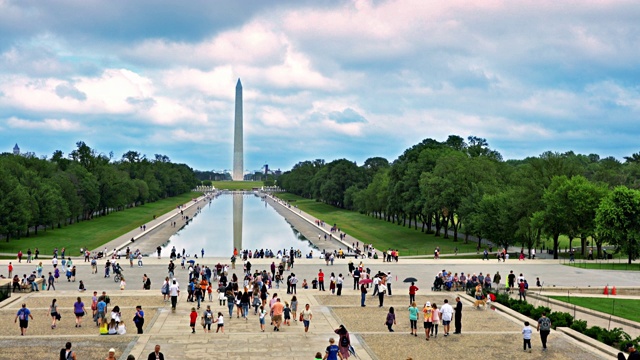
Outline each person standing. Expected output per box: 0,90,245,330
189,307,198,333
59,342,77,360
106,348,117,360
300,303,313,333
336,274,343,296
536,313,552,352
8,262,13,278
360,283,367,307
408,301,419,337
352,268,360,290
15,303,33,336
134,305,145,334
440,299,453,336
318,269,325,291
386,272,393,296
454,297,462,334
409,282,419,305
493,272,501,287
423,301,433,341
169,280,180,311
147,345,165,360
377,281,386,307
518,279,527,301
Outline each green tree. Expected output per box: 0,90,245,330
596,186,640,264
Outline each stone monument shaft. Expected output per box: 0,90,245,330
233,79,244,181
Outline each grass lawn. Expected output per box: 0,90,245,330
563,262,640,271
275,193,478,256
213,181,264,190
0,192,202,256
548,296,640,323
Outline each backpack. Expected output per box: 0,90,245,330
161,283,169,295
18,308,27,320
340,335,350,347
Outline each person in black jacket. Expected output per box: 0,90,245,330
147,344,164,360
454,296,463,334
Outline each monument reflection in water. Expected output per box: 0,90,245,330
165,193,316,256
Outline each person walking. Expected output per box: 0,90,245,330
409,282,418,305
522,321,533,353
360,283,367,307
431,303,440,337
59,342,77,360
440,299,453,336
423,301,433,341
203,305,213,333
169,280,180,311
454,297,462,334
73,297,87,327
133,305,145,334
300,303,313,333
48,272,56,290
537,313,552,351
518,279,527,301
408,301,419,337
15,303,33,336
352,268,360,290
335,325,351,359
386,272,393,296
50,298,59,329
147,345,165,360
258,305,267,332
385,307,396,332
189,307,198,333
323,338,344,360
213,312,224,333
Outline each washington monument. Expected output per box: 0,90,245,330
233,78,243,181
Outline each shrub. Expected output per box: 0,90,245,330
549,311,573,328
583,326,603,340
601,327,626,346
570,319,588,333
530,306,551,321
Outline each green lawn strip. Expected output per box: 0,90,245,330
548,296,640,323
275,193,478,256
563,262,640,271
212,181,264,190
0,192,202,255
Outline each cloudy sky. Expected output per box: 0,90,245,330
1,0,639,172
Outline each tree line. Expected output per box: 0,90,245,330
278,135,640,263
0,141,199,241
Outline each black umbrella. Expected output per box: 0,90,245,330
403,277,418,283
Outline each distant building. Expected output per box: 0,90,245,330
13,143,20,155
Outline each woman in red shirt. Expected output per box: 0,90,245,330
409,282,419,304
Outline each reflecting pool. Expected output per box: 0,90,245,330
164,193,316,256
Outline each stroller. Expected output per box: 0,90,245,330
432,276,444,291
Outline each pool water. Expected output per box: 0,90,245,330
165,193,316,257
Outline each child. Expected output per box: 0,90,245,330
213,312,224,333
302,279,308,289
119,276,126,290
385,307,396,332
522,321,532,352
259,305,266,332
284,302,291,326
207,283,213,302
314,352,322,360
189,307,198,333
312,278,318,289
430,303,440,338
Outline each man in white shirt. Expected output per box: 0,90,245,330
169,280,180,311
440,299,454,336
372,276,380,297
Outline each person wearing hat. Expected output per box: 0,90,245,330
106,348,117,360
618,343,640,360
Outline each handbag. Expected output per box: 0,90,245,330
56,313,61,321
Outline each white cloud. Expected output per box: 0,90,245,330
6,116,79,131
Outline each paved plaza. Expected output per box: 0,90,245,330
0,194,637,359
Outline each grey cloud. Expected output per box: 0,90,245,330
55,83,87,101
126,96,157,109
328,108,367,124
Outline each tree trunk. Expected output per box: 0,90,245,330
442,213,449,239
580,236,587,256
553,233,560,260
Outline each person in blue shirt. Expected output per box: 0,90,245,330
15,303,33,336
323,338,343,360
